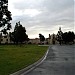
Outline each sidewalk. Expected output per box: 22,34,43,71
25,45,75,75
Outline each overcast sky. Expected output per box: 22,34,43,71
8,0,74,38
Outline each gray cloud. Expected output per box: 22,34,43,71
10,0,74,38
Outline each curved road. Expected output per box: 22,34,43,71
25,45,75,75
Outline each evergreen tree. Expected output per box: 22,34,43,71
56,27,63,45
10,21,29,44
52,33,56,44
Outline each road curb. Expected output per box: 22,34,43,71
10,46,50,75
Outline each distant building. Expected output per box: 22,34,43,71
28,38,40,44
0,35,11,44
22,34,58,45
47,34,59,44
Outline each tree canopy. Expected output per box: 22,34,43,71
0,0,12,34
62,31,74,44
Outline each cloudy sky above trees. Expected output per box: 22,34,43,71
8,0,74,38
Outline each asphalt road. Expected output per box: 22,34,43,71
25,45,75,75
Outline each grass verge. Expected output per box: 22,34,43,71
0,44,48,75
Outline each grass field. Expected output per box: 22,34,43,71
0,44,48,75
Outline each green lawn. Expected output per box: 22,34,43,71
0,44,48,75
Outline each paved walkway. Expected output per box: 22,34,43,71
25,45,75,75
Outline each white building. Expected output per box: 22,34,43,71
0,35,11,44
28,38,40,44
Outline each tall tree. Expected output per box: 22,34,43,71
56,27,63,45
10,21,29,44
0,0,12,34
39,34,45,44
52,33,56,44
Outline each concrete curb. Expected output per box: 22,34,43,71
10,46,50,75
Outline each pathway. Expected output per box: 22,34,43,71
25,45,75,75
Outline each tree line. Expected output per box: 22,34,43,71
56,27,75,45
39,27,75,45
